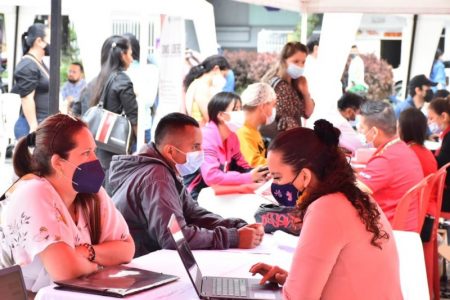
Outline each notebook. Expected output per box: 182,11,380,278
167,214,282,300
54,265,178,298
0,265,27,300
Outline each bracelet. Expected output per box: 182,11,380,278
82,243,96,262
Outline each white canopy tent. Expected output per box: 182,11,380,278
233,0,450,15
232,0,450,123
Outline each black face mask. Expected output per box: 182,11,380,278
424,89,434,103
44,43,50,56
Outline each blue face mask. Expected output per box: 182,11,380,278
271,170,303,206
173,148,204,176
64,159,105,193
286,63,304,79
271,182,299,207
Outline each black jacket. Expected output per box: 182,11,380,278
102,70,138,125
109,143,247,257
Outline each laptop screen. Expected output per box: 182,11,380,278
167,214,203,294
0,265,27,300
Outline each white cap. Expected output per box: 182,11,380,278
240,82,276,107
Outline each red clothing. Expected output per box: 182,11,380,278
358,138,423,232
408,143,438,176
283,193,402,300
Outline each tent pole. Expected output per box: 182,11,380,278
12,6,19,79
406,14,418,91
49,0,61,115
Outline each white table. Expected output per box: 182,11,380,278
197,187,275,224
35,234,295,300
34,228,428,300
424,140,441,151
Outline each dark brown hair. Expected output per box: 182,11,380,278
268,119,389,248
399,108,428,145
207,92,241,125
183,55,230,89
429,97,450,115
13,114,102,244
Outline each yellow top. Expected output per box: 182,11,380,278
191,101,203,123
236,124,267,167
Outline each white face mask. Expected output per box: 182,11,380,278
428,121,441,134
358,127,375,148
286,63,304,79
224,111,245,132
266,107,276,125
173,149,204,176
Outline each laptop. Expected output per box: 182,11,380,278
54,265,178,298
0,265,27,300
167,214,282,300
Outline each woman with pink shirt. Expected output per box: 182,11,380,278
250,120,402,299
184,92,269,200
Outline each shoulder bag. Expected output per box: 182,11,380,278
82,72,132,154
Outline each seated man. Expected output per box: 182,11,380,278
357,100,424,232
109,112,264,257
335,92,366,153
394,74,436,119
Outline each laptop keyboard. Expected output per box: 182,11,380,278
212,277,248,297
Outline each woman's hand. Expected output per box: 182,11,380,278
295,77,315,118
250,167,270,183
296,76,310,99
249,263,288,285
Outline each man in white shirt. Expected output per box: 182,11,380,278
332,92,366,153
347,45,368,93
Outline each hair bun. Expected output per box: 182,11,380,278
313,119,340,147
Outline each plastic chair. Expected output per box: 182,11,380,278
393,230,430,300
0,93,21,165
423,162,450,300
392,174,434,232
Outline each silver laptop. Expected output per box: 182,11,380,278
167,214,282,300
0,265,27,300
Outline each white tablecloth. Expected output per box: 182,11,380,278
197,188,275,224
34,228,428,300
35,234,294,300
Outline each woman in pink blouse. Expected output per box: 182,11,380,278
250,120,402,300
184,92,269,199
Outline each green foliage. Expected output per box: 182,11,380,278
362,54,394,101
60,22,81,84
290,14,323,42
223,50,278,94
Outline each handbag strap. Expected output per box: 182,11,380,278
23,54,50,78
98,71,119,108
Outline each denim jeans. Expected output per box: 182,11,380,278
14,115,30,140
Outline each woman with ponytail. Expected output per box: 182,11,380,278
11,23,50,139
90,35,138,188
183,55,231,125
0,114,134,293
249,120,402,299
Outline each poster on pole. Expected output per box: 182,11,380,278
151,16,185,140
